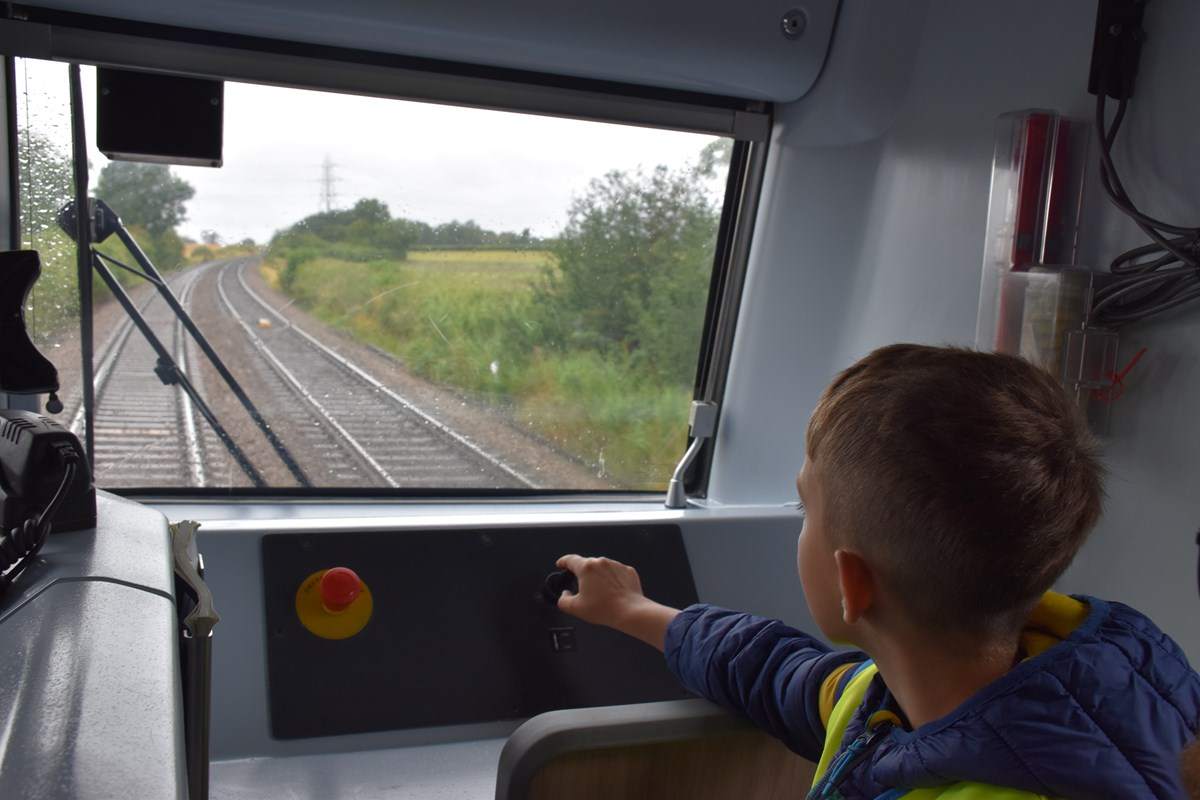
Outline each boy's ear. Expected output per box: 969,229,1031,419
834,549,874,624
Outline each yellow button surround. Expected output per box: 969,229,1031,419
295,568,374,640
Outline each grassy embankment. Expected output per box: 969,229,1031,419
262,249,690,489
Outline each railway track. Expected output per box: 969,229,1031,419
70,258,533,490
66,269,208,487
213,258,532,489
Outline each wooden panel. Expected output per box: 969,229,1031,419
529,729,817,800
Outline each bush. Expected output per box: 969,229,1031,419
269,250,698,487
533,166,718,388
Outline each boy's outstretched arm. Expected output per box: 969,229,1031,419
555,554,680,651
555,553,857,760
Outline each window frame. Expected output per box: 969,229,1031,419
5,7,771,502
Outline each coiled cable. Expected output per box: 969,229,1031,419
1091,90,1200,327
0,453,77,594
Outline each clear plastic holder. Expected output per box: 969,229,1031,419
1062,325,1120,432
1014,266,1093,377
974,110,1115,427
975,110,1090,356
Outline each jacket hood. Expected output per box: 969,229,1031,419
859,593,1200,799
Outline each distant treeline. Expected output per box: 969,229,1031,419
271,198,546,262
413,219,544,249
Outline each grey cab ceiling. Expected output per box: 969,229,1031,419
5,0,841,102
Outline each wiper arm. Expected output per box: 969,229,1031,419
58,198,312,488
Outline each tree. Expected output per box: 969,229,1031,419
412,219,540,249
423,219,488,247
534,165,718,385
93,161,194,237
275,197,419,258
271,198,420,291
91,161,195,269
695,138,733,180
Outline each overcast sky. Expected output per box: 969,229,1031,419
21,60,722,245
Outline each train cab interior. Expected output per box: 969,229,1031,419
1,0,1199,797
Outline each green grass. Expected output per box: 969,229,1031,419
274,249,692,488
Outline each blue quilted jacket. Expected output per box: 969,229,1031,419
664,593,1200,799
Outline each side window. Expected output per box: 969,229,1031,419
16,60,735,493
15,61,78,354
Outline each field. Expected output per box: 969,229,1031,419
265,249,693,489
408,248,546,268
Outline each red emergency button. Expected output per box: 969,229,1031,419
295,567,374,639
320,567,362,613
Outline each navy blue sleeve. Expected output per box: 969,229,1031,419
664,603,864,761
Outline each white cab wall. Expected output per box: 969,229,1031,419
709,0,1200,660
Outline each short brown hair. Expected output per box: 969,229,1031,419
806,344,1105,640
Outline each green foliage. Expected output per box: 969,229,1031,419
267,145,724,486
277,252,690,487
21,228,81,343
534,165,718,387
18,129,73,239
507,349,691,485
16,129,193,341
414,219,540,249
273,198,420,260
88,222,186,277
93,161,195,237
189,238,260,265
17,129,79,340
695,138,733,180
279,246,317,292
135,225,187,271
267,140,724,484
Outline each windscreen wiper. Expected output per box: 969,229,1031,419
57,198,311,489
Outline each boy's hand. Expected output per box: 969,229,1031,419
555,554,680,652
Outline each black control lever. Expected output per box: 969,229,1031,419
540,568,577,604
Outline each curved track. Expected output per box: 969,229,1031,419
212,258,532,489
72,259,533,490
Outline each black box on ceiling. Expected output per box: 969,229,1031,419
96,67,224,168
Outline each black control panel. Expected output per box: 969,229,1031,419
262,524,698,739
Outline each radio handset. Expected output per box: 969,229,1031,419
0,411,96,594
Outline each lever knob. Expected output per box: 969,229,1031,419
541,569,578,604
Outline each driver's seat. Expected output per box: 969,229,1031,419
495,698,817,800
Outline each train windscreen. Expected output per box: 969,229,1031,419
15,59,733,493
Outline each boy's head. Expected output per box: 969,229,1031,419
803,344,1105,642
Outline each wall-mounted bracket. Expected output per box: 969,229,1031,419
665,401,718,509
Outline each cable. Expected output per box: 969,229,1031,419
1091,90,1200,327
0,451,77,594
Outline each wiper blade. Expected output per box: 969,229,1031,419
57,198,312,489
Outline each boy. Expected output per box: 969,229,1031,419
557,344,1200,799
